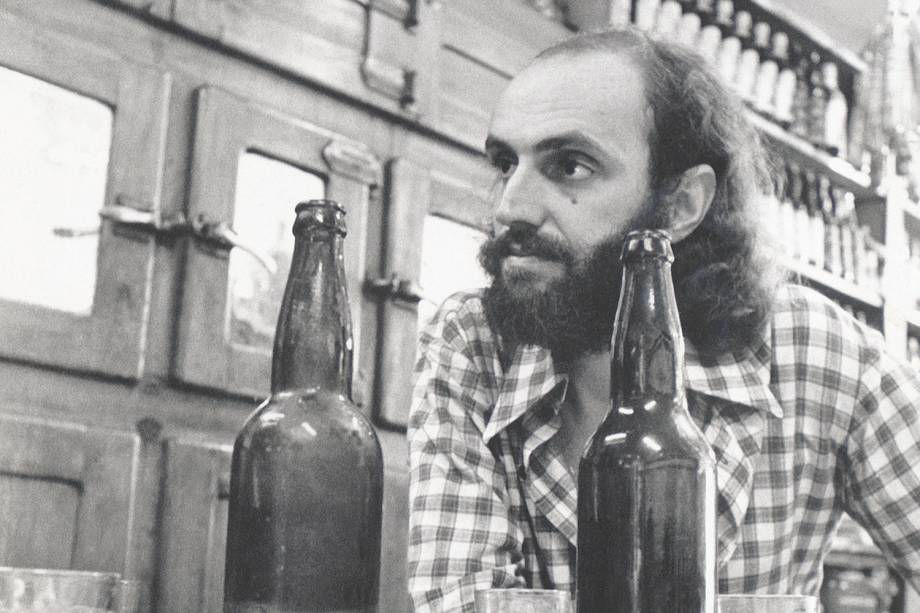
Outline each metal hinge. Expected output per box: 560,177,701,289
54,195,277,275
361,0,422,111
366,273,434,305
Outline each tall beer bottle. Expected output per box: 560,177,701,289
577,229,717,613
224,200,383,613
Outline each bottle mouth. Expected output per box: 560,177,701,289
294,199,347,236
621,228,674,262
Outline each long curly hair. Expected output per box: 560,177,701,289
534,27,787,357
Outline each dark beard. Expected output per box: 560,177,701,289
479,208,662,363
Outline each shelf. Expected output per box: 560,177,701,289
749,111,880,199
783,258,884,310
745,0,868,73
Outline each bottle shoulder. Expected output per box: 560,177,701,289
583,409,715,469
237,389,381,454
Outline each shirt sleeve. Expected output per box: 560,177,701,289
842,328,920,593
407,300,526,613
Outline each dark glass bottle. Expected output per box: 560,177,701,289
223,200,383,613
577,230,717,613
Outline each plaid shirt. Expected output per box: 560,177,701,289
407,284,920,612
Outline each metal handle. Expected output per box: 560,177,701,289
53,196,278,275
191,216,278,276
366,273,435,305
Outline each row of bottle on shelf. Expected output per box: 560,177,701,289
764,163,883,293
524,0,879,176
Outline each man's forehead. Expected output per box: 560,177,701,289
502,49,645,102
489,50,652,150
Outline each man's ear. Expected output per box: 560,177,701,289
663,164,716,243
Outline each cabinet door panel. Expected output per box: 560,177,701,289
431,0,568,148
0,413,142,573
175,86,380,398
156,437,232,613
376,158,492,429
0,13,168,379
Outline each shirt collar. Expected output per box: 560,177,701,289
482,322,782,445
482,344,568,445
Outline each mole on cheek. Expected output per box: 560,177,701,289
570,197,578,205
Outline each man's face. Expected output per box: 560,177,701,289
479,50,660,359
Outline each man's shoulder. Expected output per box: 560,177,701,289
769,283,883,355
418,289,499,360
420,289,487,337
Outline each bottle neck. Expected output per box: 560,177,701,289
610,256,684,409
271,227,353,397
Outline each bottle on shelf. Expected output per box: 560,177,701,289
577,229,717,613
807,51,830,151
835,188,859,284
822,62,850,159
780,164,801,260
858,228,881,293
853,226,870,289
819,175,844,277
736,21,771,103
753,31,788,118
773,40,801,128
790,50,814,140
676,0,702,47
635,0,663,31
763,174,784,250
223,200,384,613
789,164,812,264
804,170,825,271
846,48,872,173
653,0,683,39
695,0,723,63
716,8,751,85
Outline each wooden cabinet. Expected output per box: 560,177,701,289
155,437,232,613
153,431,411,613
375,157,493,428
174,85,380,399
0,9,169,379
0,413,142,574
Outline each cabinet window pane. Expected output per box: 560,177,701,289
228,151,325,350
0,66,112,315
418,215,489,327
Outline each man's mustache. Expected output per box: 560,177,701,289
482,227,574,264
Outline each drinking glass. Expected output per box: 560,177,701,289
475,588,573,613
718,594,819,613
0,567,119,612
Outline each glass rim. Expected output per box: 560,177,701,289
475,588,571,597
718,594,819,601
0,567,120,581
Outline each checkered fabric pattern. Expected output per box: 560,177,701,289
407,284,920,613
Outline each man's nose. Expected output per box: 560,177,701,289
493,166,548,229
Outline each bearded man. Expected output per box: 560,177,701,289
407,27,920,612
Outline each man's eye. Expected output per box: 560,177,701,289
548,153,595,181
492,155,517,178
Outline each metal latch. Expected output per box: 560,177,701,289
366,273,433,305
54,195,277,275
